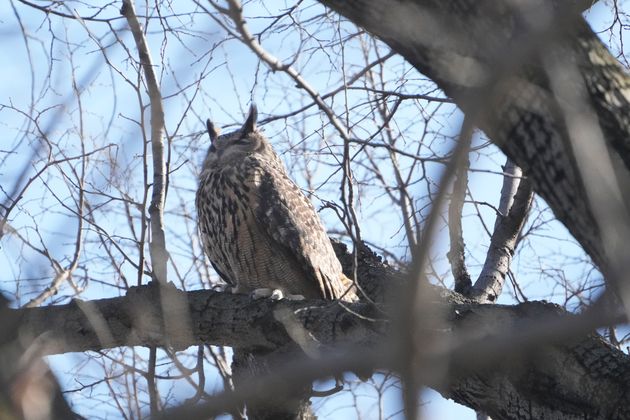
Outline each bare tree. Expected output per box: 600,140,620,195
2,0,630,419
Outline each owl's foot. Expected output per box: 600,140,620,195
212,283,233,293
251,288,273,299
251,288,305,301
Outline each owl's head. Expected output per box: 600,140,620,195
201,104,280,171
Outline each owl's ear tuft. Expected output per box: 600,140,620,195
242,104,258,135
206,119,220,142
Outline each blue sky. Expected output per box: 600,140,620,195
2,0,623,418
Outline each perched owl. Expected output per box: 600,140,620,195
196,105,356,302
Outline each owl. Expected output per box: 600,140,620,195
196,105,357,302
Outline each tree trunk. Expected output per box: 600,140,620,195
232,348,316,420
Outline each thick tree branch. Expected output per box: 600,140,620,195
0,296,76,420
15,283,384,356
10,247,630,419
158,298,630,420
471,160,533,303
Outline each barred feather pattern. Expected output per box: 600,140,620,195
196,106,356,302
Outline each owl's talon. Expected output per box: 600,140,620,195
250,288,304,301
270,289,285,300
213,283,233,293
251,288,274,299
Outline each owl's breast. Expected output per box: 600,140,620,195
196,168,247,284
196,163,321,297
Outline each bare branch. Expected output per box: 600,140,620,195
448,150,472,294
471,160,533,303
120,0,168,287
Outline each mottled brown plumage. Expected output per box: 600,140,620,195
196,105,356,302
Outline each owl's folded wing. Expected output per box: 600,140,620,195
250,167,343,300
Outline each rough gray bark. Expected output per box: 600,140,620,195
13,280,383,356
440,302,630,420
317,0,630,282
0,295,76,420
232,348,317,420
11,246,630,419
470,161,533,303
448,152,473,294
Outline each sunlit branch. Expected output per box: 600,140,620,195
470,160,533,303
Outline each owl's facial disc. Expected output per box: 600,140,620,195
202,104,273,170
